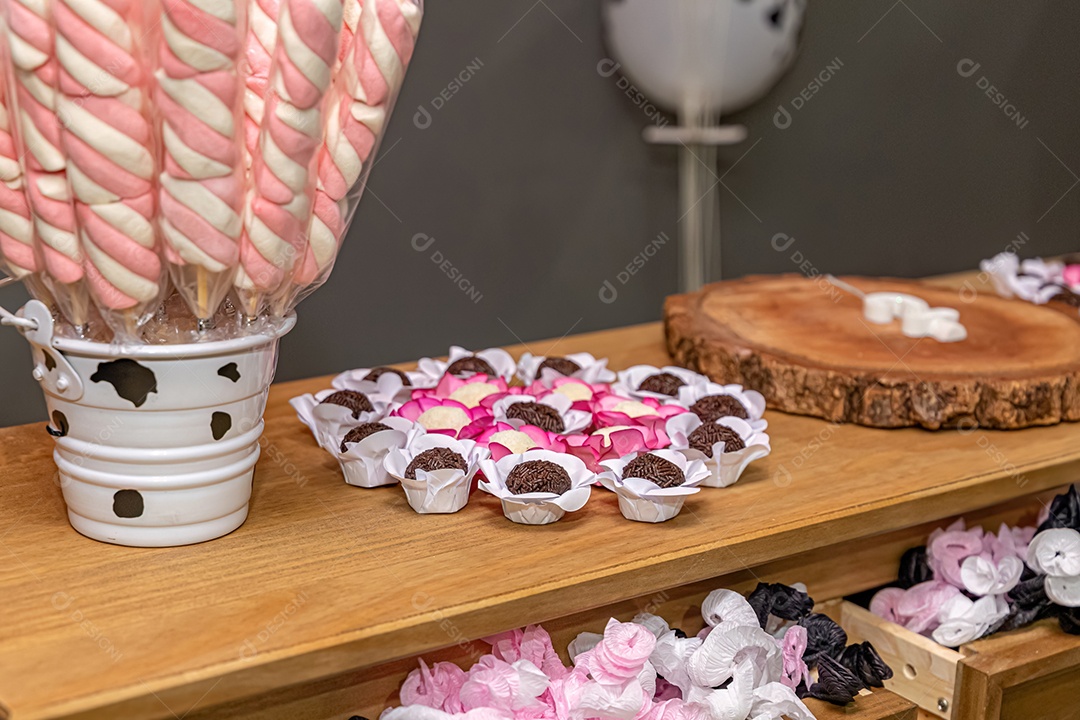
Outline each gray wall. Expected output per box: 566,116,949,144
1,0,1077,426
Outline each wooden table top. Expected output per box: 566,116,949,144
1,273,1077,720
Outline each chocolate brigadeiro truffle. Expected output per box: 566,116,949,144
363,366,411,385
320,390,374,418
505,401,565,433
623,453,685,488
637,372,686,397
688,422,745,457
340,422,392,452
537,356,581,377
506,460,572,495
446,355,496,377
690,394,749,422
404,446,468,479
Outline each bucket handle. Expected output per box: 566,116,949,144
0,276,84,401
0,276,39,331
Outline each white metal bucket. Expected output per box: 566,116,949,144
4,299,295,547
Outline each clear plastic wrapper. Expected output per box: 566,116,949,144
0,33,37,283
2,0,92,331
152,0,246,331
0,0,423,342
233,0,346,320
54,0,166,339
286,0,422,311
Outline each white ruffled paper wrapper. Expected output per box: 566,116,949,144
569,588,812,720
385,434,488,514
479,449,594,525
981,252,1071,305
336,416,418,488
290,387,395,453
665,414,771,488
597,450,709,523
516,351,617,386
1027,527,1080,607
415,346,517,384
673,381,768,433
931,594,1010,647
490,393,592,435
332,365,432,401
613,364,710,401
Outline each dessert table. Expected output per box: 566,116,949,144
0,271,1077,720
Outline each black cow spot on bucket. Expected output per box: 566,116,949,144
217,362,241,382
211,412,232,440
42,350,57,371
90,359,157,408
113,489,144,518
47,410,69,437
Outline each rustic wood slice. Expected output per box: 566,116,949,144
664,274,1080,429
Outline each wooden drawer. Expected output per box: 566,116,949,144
186,591,919,720
837,600,1080,720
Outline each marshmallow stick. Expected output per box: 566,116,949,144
234,0,344,320
285,0,420,311
2,0,93,331
153,0,246,329
54,0,164,339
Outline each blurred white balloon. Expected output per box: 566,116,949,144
602,0,807,117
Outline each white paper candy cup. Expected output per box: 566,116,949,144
599,450,708,523
615,493,688,523
385,433,484,514
479,449,594,525
12,300,294,547
336,416,417,488
665,414,771,488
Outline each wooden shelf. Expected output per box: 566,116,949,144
0,273,1077,719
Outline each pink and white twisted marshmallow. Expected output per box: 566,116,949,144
236,0,344,296
55,0,160,311
243,0,279,163
4,0,82,286
0,65,35,278
294,0,420,286
156,0,244,275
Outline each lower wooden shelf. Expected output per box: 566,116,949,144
838,601,1080,720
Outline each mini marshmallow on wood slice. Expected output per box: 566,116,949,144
152,0,246,331
54,0,166,340
234,0,346,320
284,0,423,312
1,0,93,332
